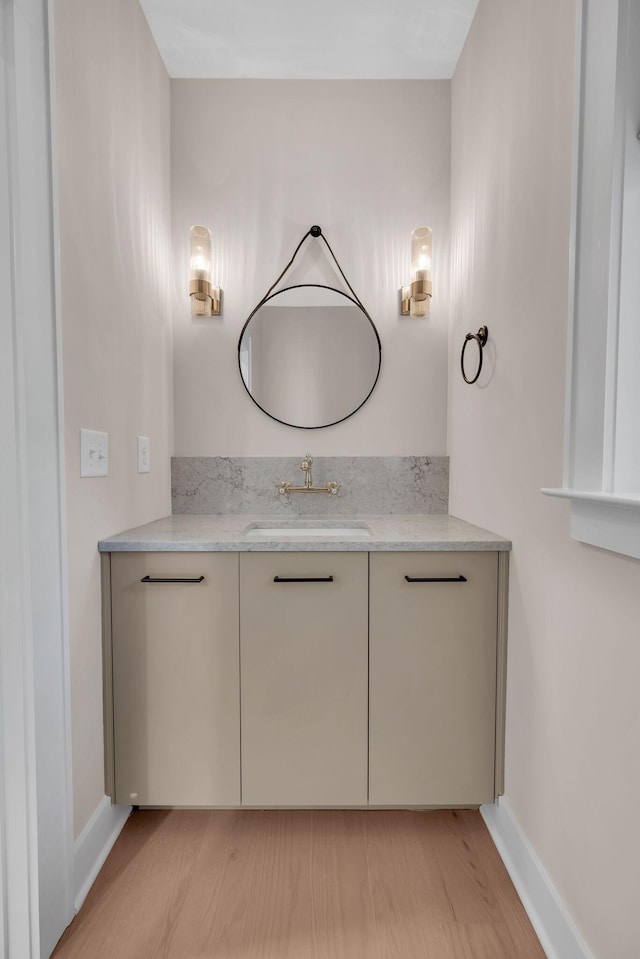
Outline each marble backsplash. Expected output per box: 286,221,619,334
172,456,449,515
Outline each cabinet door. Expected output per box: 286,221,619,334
111,552,240,806
369,552,498,806
240,552,368,806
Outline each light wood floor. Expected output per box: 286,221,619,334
52,809,546,959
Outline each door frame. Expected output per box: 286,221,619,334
0,0,74,955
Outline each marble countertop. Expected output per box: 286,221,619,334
98,514,511,552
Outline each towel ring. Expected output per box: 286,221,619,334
461,326,488,384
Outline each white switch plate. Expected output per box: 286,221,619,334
137,435,150,473
80,429,108,477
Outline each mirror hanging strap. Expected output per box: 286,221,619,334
260,225,370,317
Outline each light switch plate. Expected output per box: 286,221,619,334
80,429,108,477
137,435,150,473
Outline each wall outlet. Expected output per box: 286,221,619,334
80,429,108,477
137,435,150,473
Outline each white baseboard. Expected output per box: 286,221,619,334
481,798,594,959
73,796,131,912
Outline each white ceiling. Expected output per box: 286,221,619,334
139,0,479,79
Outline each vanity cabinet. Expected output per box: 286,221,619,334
104,547,506,809
239,552,368,806
110,552,240,806
369,552,498,806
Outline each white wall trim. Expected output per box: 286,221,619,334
541,488,640,559
73,798,131,913
481,798,595,959
548,0,640,561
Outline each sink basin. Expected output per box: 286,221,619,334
245,523,370,538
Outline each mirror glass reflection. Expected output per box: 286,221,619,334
238,285,381,429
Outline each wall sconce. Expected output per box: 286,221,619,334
400,227,432,317
189,225,221,316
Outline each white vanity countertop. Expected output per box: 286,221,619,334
98,514,511,552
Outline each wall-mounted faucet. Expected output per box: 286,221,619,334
278,454,340,497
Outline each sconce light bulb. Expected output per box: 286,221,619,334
189,226,212,282
411,227,433,283
190,250,209,275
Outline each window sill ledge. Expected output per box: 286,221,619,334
541,488,640,560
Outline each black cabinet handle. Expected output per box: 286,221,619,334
273,576,334,583
141,575,205,583
404,575,467,583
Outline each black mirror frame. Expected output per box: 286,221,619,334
237,282,382,430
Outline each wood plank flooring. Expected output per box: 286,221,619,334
52,810,546,959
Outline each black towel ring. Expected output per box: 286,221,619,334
461,326,489,384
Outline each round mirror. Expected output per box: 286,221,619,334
238,284,381,429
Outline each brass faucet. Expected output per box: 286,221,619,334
300,454,313,488
278,454,340,497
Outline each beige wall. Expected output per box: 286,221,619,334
171,80,450,456
449,2,640,957
54,0,172,837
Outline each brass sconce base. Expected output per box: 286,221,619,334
190,278,222,316
400,287,411,314
400,284,432,316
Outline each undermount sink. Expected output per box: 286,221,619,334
245,523,371,538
